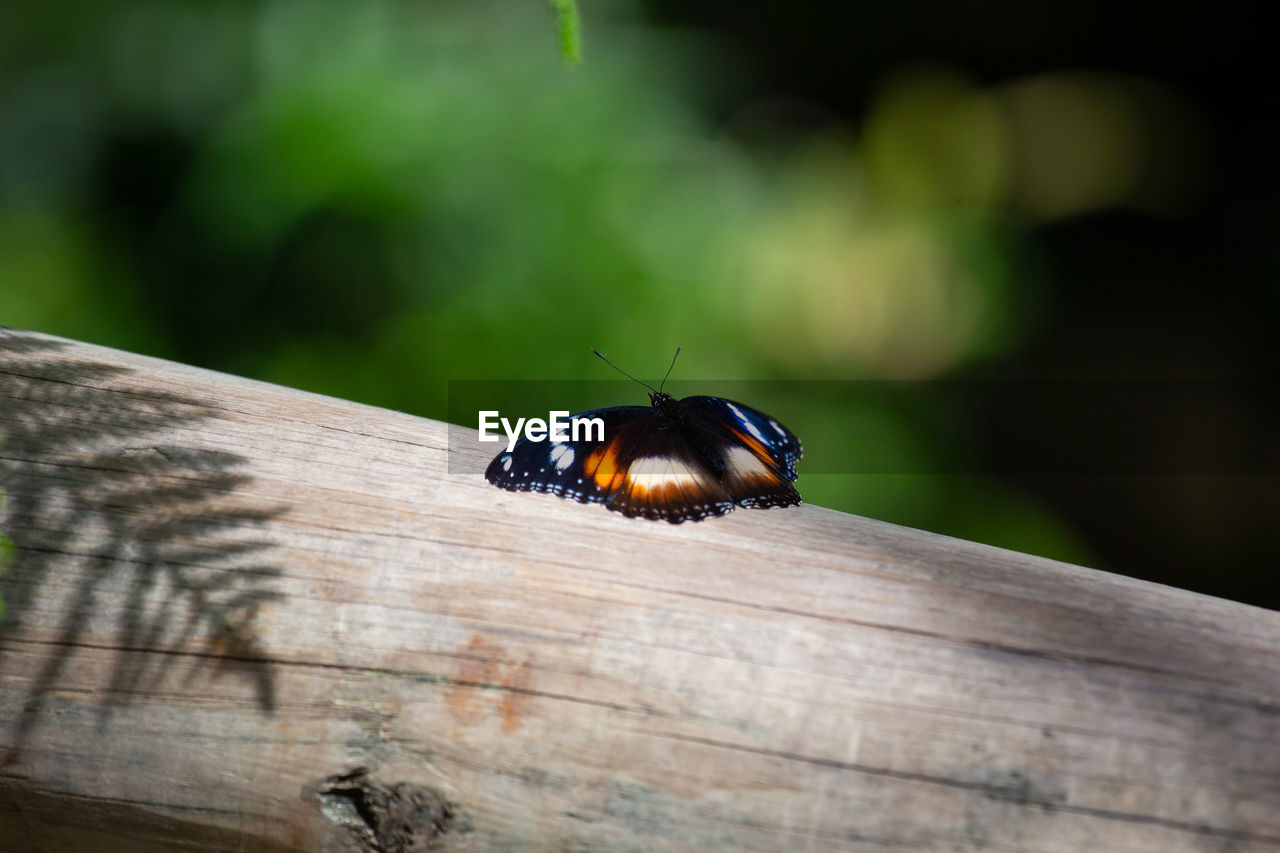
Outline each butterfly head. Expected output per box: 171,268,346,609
593,346,683,409
648,391,677,414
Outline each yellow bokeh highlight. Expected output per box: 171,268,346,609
739,195,992,378
861,69,1010,212
712,68,1205,379
1001,72,1208,220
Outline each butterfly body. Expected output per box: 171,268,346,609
485,392,802,524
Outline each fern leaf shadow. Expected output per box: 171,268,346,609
0,329,287,765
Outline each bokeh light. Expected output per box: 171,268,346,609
2,0,1265,601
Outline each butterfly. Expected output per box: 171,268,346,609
484,348,802,523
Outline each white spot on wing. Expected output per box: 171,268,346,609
550,443,575,471
728,402,768,444
723,445,770,478
626,456,706,489
501,454,512,472
770,419,786,437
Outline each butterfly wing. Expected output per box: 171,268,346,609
601,421,736,522
485,406,646,504
675,396,803,508
484,406,735,523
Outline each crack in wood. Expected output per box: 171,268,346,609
645,730,1280,846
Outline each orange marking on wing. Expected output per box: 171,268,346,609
721,445,788,491
630,480,664,501
730,428,774,463
633,478,691,511
585,445,607,475
592,443,621,490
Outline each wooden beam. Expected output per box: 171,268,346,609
1,327,1277,852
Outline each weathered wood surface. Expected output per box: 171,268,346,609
0,327,1277,852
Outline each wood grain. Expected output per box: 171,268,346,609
1,327,1277,851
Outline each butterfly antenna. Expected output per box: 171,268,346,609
591,347,658,394
658,346,681,393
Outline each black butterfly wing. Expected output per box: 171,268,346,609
484,405,735,523
675,396,803,509
485,406,646,503
600,421,736,522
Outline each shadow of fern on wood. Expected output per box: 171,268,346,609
0,329,287,763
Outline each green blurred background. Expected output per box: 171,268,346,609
1,0,1275,606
